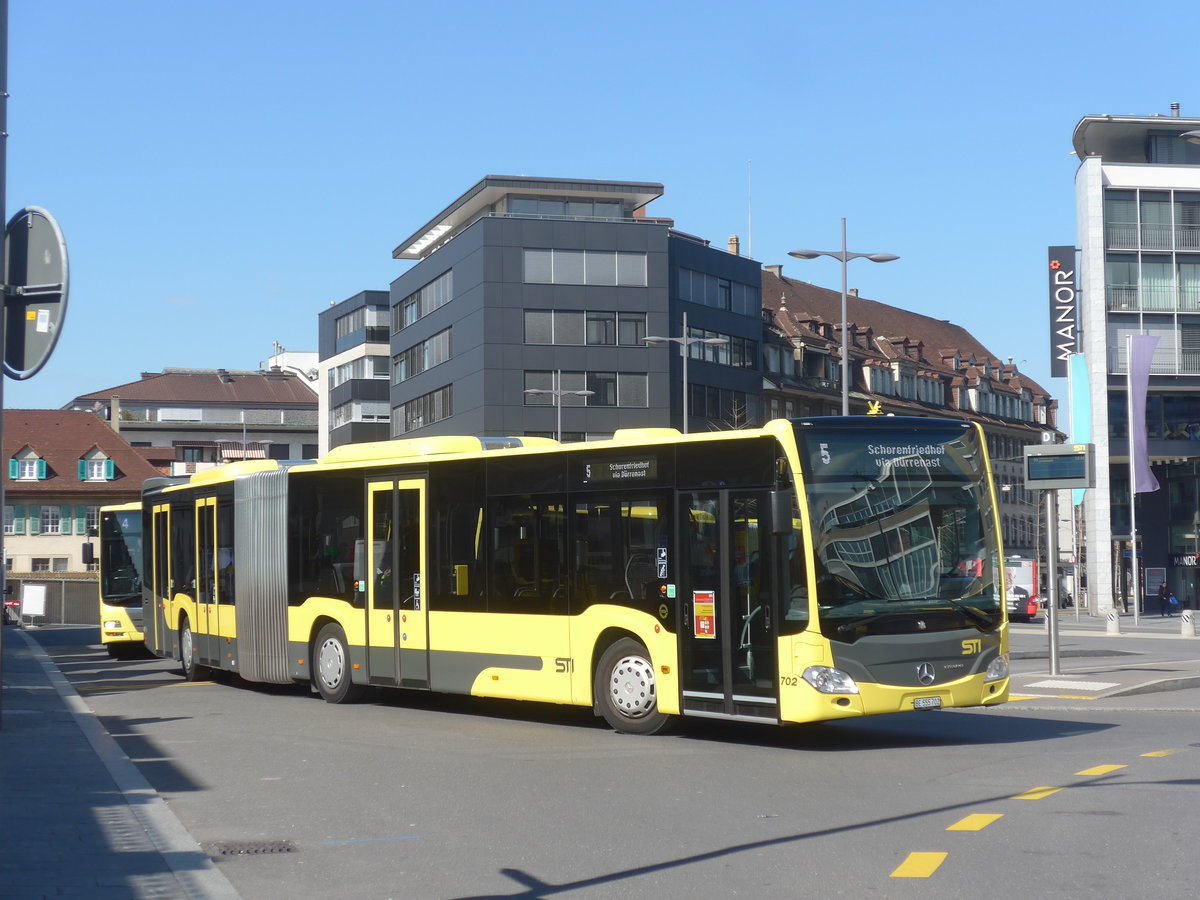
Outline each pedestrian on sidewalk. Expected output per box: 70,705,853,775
1158,582,1170,616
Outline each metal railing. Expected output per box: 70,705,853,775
1106,222,1200,251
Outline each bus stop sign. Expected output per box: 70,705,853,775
4,206,69,380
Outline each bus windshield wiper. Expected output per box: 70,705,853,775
934,596,994,629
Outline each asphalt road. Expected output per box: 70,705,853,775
32,627,1200,899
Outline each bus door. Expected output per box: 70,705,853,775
146,503,171,657
678,489,778,723
194,498,220,668
366,479,428,688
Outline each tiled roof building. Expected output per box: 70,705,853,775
760,267,1058,559
66,368,319,475
3,409,162,573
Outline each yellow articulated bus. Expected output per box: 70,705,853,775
89,502,147,657
133,417,1009,733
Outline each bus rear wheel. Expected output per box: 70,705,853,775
594,638,672,735
179,616,207,682
314,623,365,704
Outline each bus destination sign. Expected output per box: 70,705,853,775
583,457,657,484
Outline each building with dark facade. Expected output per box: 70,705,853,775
318,290,391,454
322,176,762,447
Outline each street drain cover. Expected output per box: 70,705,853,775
206,840,297,857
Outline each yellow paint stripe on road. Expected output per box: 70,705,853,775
891,852,948,878
1142,749,1181,758
1012,786,1062,800
947,813,1003,831
1076,764,1126,776
77,680,214,693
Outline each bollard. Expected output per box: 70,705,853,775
1182,609,1196,638
1107,611,1121,635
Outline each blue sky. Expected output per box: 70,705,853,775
5,0,1199,410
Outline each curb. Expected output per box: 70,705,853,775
14,630,243,900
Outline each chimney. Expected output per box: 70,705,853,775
1171,102,1181,117
764,264,784,278
848,288,859,297
727,235,741,256
110,396,121,434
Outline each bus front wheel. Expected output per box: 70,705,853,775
594,638,672,735
314,623,365,704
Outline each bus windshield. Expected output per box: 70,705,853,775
793,420,1000,634
100,509,143,607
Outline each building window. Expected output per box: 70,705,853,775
3,506,13,534
523,371,646,408
393,270,453,333
618,312,646,345
335,307,366,338
10,457,44,480
586,312,615,345
508,196,623,219
86,506,100,536
393,328,452,384
331,400,391,430
523,249,647,287
392,385,452,435
329,356,389,388
79,457,114,481
677,268,759,316
524,310,646,346
41,506,62,535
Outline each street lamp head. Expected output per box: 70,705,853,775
1181,130,1200,145
787,249,824,260
643,336,670,344
866,253,900,263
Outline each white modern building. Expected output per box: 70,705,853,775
1074,106,1200,613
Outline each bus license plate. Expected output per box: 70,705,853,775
913,696,942,710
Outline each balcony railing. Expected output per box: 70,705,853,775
1106,283,1200,311
1106,222,1200,251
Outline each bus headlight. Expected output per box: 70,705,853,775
803,666,860,694
103,620,122,631
985,653,1009,682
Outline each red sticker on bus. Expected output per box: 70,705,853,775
693,590,716,639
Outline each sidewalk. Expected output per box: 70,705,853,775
0,627,240,900
1008,609,1200,702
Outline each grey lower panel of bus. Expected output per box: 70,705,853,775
290,644,543,694
682,690,779,723
829,630,1001,687
234,469,291,684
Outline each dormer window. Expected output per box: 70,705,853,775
79,449,115,481
9,450,46,481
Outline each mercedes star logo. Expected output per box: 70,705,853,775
916,662,936,686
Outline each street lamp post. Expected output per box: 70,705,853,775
789,218,899,416
643,310,728,433
523,370,594,442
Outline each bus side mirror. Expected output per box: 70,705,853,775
770,491,793,535
81,543,95,566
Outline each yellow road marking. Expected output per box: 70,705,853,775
1076,764,1126,776
891,852,947,878
1012,786,1062,800
1142,749,1181,758
76,680,214,693
947,813,1003,831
